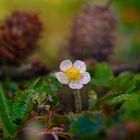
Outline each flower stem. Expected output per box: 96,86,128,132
74,89,82,113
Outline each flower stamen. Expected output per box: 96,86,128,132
65,66,82,81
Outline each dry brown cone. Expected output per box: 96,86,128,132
0,11,42,65
69,3,117,62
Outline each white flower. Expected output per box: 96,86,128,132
56,59,91,89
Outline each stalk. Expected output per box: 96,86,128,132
74,89,82,113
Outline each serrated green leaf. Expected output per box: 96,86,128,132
107,94,131,106
11,89,34,122
107,72,140,100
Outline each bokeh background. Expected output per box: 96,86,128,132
0,0,140,68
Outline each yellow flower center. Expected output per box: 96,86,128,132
65,66,82,81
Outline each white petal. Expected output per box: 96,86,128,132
60,60,72,72
56,72,69,84
69,81,83,89
80,72,91,84
74,60,86,72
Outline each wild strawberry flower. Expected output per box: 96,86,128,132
56,60,91,89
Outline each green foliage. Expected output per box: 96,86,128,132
0,84,16,137
32,74,62,106
1,63,140,139
32,74,61,94
11,89,34,123
120,93,140,122
0,74,62,139
102,72,140,107
70,112,104,140
110,72,136,94
107,93,131,106
70,64,140,139
10,74,61,127
92,63,113,87
2,79,18,93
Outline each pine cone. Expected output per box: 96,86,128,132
69,4,117,62
0,11,42,65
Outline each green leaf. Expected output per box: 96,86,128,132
133,74,140,89
0,83,16,136
92,63,113,87
70,112,104,140
48,73,62,91
11,89,34,123
32,74,62,95
2,79,18,93
98,72,140,109
109,71,133,88
107,94,131,106
107,72,140,101
120,93,140,122
32,74,62,106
